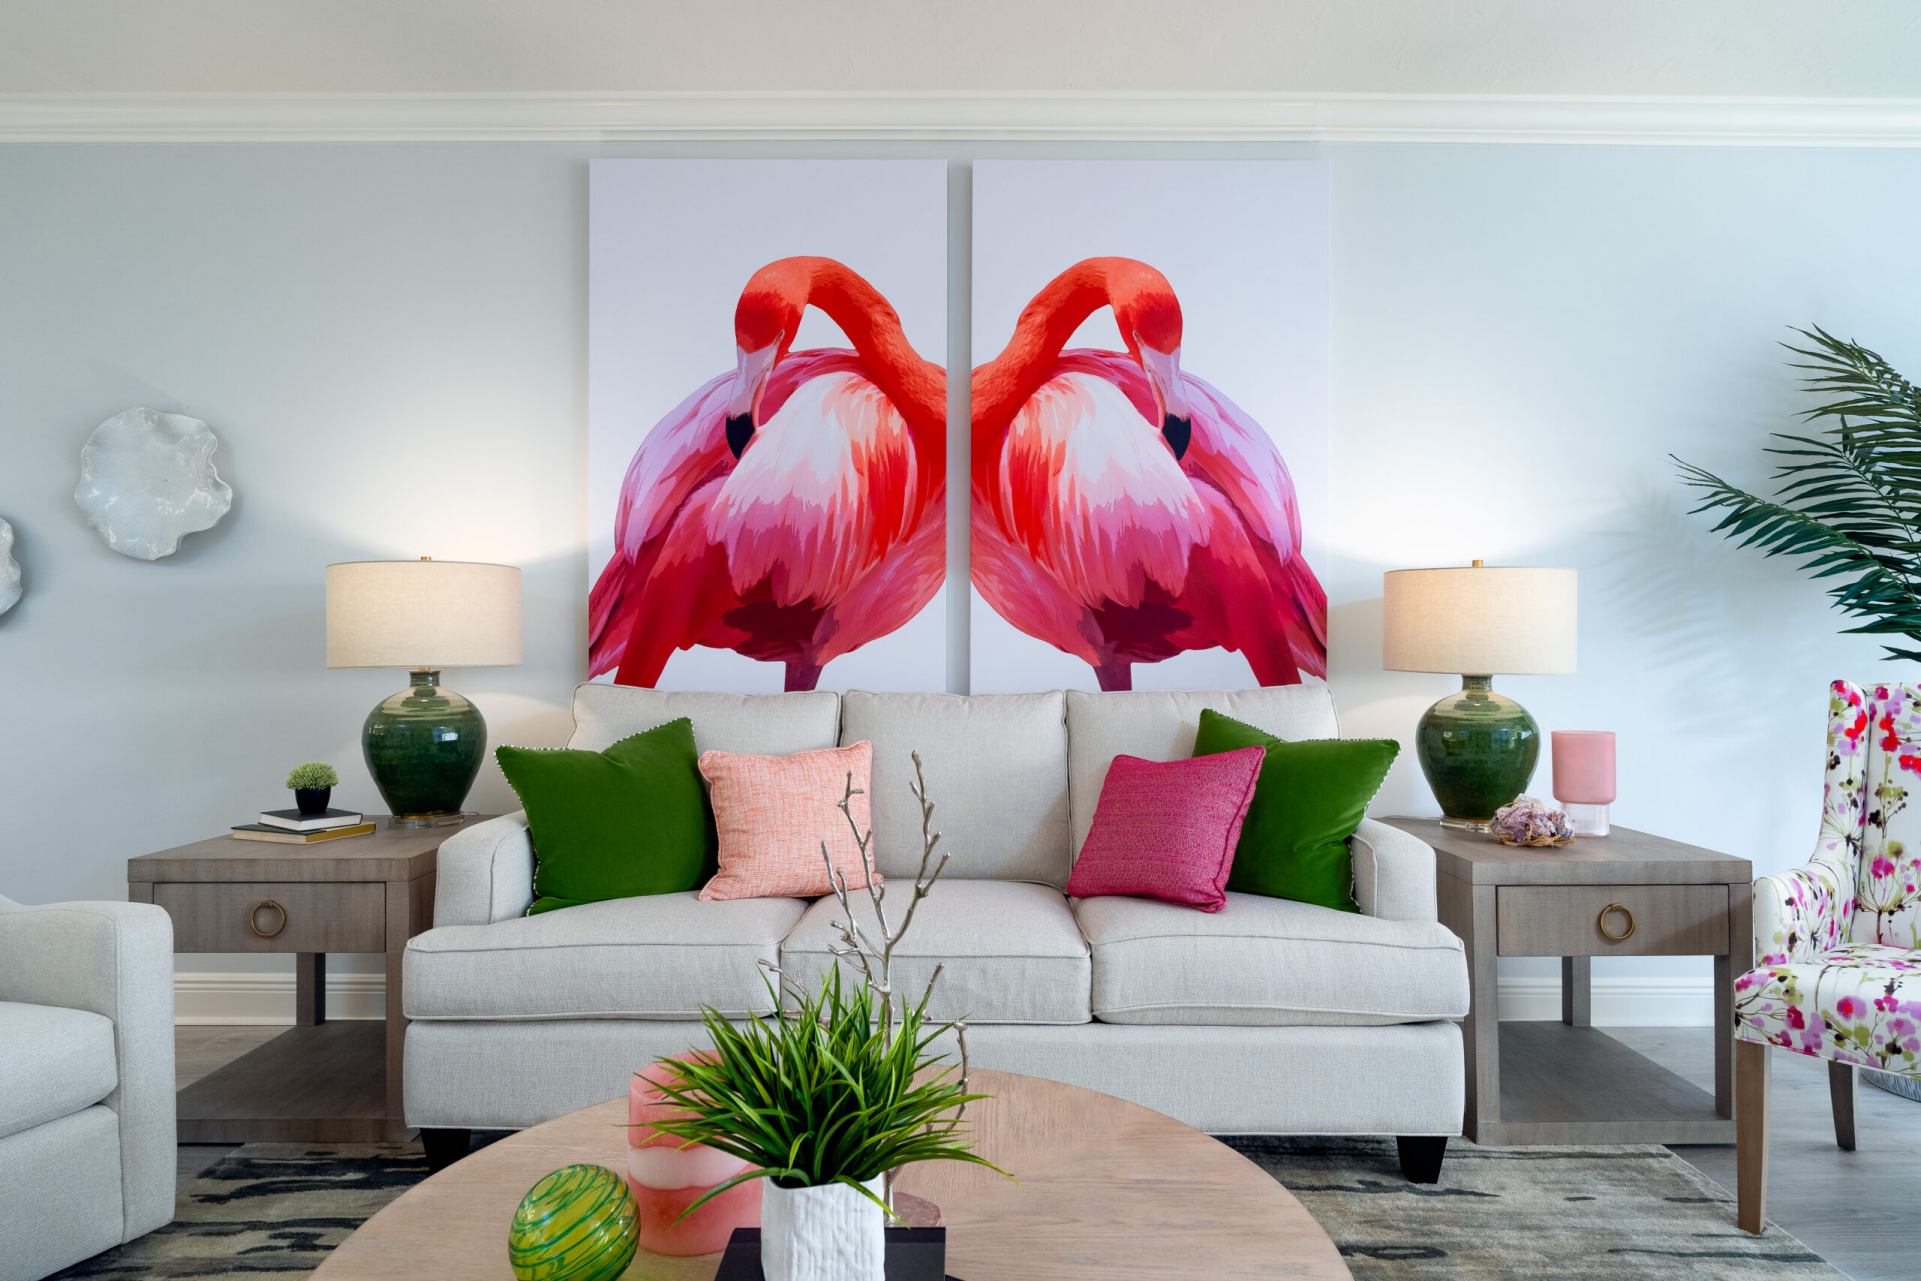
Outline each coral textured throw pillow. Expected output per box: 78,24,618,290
698,741,882,901
1065,747,1266,912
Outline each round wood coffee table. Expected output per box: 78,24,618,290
314,1069,1351,1280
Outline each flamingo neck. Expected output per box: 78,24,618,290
971,260,1124,449
801,262,944,440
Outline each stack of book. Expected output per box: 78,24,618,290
231,808,377,844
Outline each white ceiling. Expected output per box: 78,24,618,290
2,0,1919,98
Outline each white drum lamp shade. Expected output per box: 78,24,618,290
325,558,521,828
1383,566,1577,676
327,560,522,670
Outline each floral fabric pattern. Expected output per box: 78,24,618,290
1753,680,1865,965
1854,682,1921,949
1734,942,1921,1079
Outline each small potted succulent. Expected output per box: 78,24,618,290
286,762,340,816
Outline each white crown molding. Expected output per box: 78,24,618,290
5,91,1921,146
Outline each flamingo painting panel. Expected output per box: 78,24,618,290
970,160,1330,693
588,160,948,693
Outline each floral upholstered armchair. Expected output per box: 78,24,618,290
1733,679,1921,1234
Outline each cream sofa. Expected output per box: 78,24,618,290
404,685,1470,1180
0,894,176,1281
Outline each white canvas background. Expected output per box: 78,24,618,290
588,158,948,692
969,159,1330,694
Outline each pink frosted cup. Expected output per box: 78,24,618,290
627,1054,762,1256
1551,731,1616,805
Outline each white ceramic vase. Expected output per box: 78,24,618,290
760,1177,885,1281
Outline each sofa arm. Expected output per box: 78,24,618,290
0,896,176,1241
1753,861,1853,965
1350,819,1438,922
435,812,536,925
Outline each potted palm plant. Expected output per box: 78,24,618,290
644,754,1004,1281
1676,327,1921,658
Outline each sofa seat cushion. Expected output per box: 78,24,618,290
780,880,1091,1025
0,1001,117,1140
1073,892,1468,1026
403,893,808,1021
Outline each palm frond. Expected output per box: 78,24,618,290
1674,328,1921,662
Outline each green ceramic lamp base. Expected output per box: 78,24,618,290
363,670,485,826
1416,675,1540,829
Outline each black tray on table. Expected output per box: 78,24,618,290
715,1226,956,1280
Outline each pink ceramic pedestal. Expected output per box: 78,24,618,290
628,1055,762,1256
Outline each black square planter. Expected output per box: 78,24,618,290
714,1226,954,1280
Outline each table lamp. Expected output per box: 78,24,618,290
326,558,522,827
1383,561,1577,830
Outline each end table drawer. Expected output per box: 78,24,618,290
1496,884,1729,957
153,882,387,953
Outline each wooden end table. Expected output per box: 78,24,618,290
313,1069,1352,1281
1381,817,1752,1146
129,815,490,1143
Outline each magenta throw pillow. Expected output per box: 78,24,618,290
1065,747,1267,913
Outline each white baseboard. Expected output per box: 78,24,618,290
1497,976,1714,1026
173,971,386,1024
174,972,1714,1027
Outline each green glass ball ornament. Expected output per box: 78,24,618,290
508,1163,640,1281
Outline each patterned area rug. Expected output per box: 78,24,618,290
1223,1136,1845,1280
49,1144,427,1279
51,1137,1845,1280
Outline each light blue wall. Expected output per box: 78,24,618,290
2,140,1917,1000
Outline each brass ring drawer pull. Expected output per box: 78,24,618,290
1596,902,1636,943
249,900,287,939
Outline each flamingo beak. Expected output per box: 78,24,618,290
724,339,781,459
1135,339,1192,462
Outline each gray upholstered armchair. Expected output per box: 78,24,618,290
0,894,176,1281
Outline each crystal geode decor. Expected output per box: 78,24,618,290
0,518,20,615
74,408,233,560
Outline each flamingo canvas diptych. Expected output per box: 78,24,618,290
588,159,1327,695
969,160,1331,693
588,160,949,693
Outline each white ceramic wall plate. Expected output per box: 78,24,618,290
0,518,20,615
74,407,233,560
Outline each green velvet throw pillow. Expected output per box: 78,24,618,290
1191,709,1400,913
496,717,717,915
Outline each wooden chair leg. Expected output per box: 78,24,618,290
1829,1060,1857,1151
1736,1039,1769,1234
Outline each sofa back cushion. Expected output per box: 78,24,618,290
1065,688,1340,861
569,683,841,755
840,691,1070,885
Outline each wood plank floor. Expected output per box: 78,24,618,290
177,1024,1919,1279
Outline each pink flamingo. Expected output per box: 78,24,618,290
589,257,945,691
970,257,1326,690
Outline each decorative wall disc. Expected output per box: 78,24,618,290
0,518,19,615
74,407,233,560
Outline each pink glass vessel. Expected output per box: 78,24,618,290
1551,730,1616,837
627,1054,762,1256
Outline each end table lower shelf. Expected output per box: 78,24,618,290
178,1022,395,1144
1490,1021,1731,1146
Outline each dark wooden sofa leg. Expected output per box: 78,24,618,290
420,1127,473,1174
1397,1135,1447,1183
1829,1060,1856,1151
